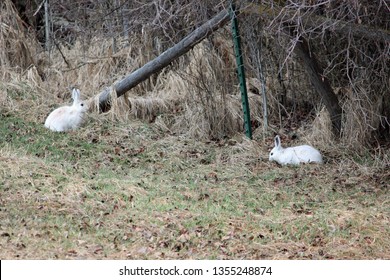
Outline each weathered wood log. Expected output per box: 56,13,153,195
98,9,231,112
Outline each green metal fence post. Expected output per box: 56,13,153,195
230,3,252,139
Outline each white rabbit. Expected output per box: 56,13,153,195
269,135,323,165
44,88,88,132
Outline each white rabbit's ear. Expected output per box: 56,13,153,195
274,135,281,148
71,88,81,103
72,88,80,102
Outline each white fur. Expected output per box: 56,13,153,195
44,88,88,132
269,135,323,165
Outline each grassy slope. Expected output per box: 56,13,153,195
0,113,389,259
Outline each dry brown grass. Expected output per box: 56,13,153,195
0,0,38,70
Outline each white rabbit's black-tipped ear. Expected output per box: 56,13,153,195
274,135,281,148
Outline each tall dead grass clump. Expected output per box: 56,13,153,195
0,65,46,121
43,33,169,107
170,41,263,139
341,86,388,148
300,84,388,152
0,0,44,120
304,85,389,161
0,0,39,71
303,107,333,144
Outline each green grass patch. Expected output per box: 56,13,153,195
1,112,389,259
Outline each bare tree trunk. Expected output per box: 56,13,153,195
248,38,268,134
120,0,129,43
44,0,50,51
294,36,343,137
106,0,117,54
97,9,230,112
259,57,268,134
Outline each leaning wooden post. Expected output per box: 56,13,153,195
97,10,231,112
230,3,252,139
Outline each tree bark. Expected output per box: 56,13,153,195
294,36,343,137
44,0,51,51
97,9,230,112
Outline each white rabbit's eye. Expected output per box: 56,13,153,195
270,152,273,156
80,103,84,106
